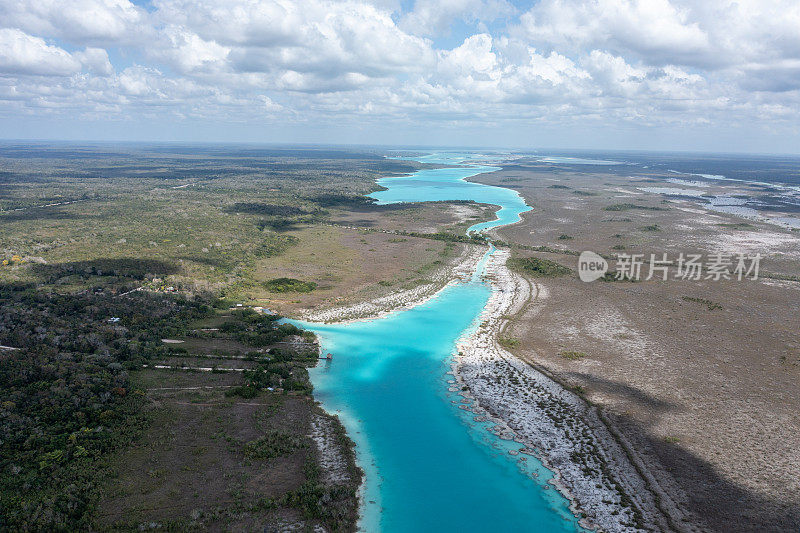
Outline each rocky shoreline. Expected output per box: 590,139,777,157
451,247,686,532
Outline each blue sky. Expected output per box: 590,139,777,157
1,0,799,153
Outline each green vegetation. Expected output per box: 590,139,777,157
682,296,723,310
243,431,308,459
0,280,322,530
547,184,570,189
558,234,573,240
396,230,487,244
508,256,573,277
280,458,359,531
215,309,313,347
225,385,260,398
264,277,318,293
602,203,667,212
510,243,582,256
242,357,315,395
498,337,521,348
311,192,378,208
560,351,588,360
0,284,210,529
0,144,421,300
572,190,598,196
639,224,661,231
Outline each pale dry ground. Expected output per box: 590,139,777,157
471,165,800,532
247,202,492,317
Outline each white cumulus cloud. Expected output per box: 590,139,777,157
0,28,81,76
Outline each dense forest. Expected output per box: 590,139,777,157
0,281,313,530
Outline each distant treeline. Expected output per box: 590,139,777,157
395,231,487,244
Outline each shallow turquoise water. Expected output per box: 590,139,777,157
296,153,582,532
371,152,530,233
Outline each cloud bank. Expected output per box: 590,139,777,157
1,0,798,151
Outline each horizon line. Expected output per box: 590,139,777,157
1,138,799,158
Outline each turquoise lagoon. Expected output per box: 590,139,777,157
371,153,527,234
297,153,583,532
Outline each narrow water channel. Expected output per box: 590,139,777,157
298,152,583,532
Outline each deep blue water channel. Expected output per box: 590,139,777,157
295,152,583,532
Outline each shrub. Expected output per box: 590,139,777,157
243,432,307,459
225,385,259,399
263,278,317,293
507,257,572,277
498,337,520,348
560,351,588,360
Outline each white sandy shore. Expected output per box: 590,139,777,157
309,412,353,485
